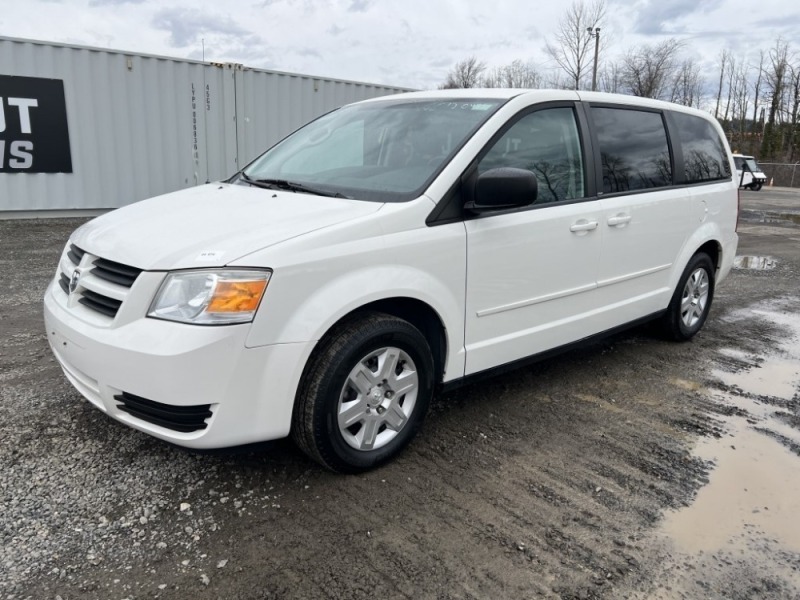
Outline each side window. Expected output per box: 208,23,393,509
672,112,731,183
591,107,672,193
479,107,585,203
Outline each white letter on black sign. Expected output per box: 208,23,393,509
10,141,34,169
0,99,5,133
8,98,39,134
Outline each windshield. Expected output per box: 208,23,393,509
240,98,505,202
735,156,761,172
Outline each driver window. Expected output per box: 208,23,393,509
479,107,585,203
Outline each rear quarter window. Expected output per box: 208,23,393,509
591,107,672,194
671,112,731,183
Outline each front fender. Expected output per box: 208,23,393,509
242,218,468,382
264,266,465,377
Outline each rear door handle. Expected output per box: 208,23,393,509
607,214,632,227
569,220,599,233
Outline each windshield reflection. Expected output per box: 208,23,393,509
242,99,504,202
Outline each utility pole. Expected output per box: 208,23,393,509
587,27,601,92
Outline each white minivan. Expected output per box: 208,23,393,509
44,90,738,472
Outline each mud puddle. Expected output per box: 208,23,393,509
635,301,800,599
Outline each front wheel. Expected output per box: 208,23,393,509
751,181,763,191
659,253,715,341
292,312,434,473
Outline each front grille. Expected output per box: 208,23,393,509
78,289,122,318
114,392,213,433
58,273,70,295
59,244,143,319
92,258,142,288
67,244,85,266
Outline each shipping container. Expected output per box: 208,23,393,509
0,36,411,215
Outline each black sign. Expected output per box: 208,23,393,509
0,75,72,173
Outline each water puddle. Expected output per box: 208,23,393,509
713,357,799,402
642,301,800,598
777,213,800,225
745,212,800,226
733,255,778,270
661,422,800,555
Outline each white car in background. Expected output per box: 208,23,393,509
44,89,739,472
733,153,767,191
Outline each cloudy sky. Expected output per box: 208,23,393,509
1,0,799,90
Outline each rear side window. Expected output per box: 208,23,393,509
672,112,731,183
591,107,672,193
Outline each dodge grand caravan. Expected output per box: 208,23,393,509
44,90,738,472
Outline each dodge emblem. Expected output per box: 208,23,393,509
68,269,82,294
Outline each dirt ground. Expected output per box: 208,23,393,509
1,189,799,600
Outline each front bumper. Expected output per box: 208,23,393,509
44,280,314,449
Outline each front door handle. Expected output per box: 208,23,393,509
607,214,632,227
569,219,599,233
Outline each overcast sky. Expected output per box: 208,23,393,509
1,0,799,90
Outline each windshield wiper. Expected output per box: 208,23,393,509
239,172,350,198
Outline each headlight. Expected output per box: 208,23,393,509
148,269,271,325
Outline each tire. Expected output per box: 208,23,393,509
292,312,434,473
659,252,715,341
752,182,763,191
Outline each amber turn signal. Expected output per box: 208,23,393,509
207,279,268,313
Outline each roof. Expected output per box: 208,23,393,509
355,88,717,122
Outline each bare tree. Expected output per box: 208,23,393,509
670,58,704,108
598,61,622,93
544,0,606,90
787,64,800,160
620,38,684,99
761,38,791,158
731,60,750,140
751,50,765,134
722,54,737,122
714,50,730,119
440,56,487,89
482,59,543,88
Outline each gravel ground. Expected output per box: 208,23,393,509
1,189,799,599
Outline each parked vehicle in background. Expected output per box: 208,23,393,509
44,90,739,472
733,153,767,191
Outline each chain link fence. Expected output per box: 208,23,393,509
758,163,800,188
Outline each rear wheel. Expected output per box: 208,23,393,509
659,252,715,341
292,312,434,473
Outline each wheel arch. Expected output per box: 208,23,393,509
311,297,448,386
696,239,721,272
670,223,725,293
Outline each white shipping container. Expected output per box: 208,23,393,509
0,36,411,215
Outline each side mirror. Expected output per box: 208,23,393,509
466,167,538,213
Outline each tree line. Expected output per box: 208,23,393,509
439,0,800,163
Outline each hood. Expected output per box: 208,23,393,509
72,183,384,270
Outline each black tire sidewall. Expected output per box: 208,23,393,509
313,321,434,472
669,253,715,340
